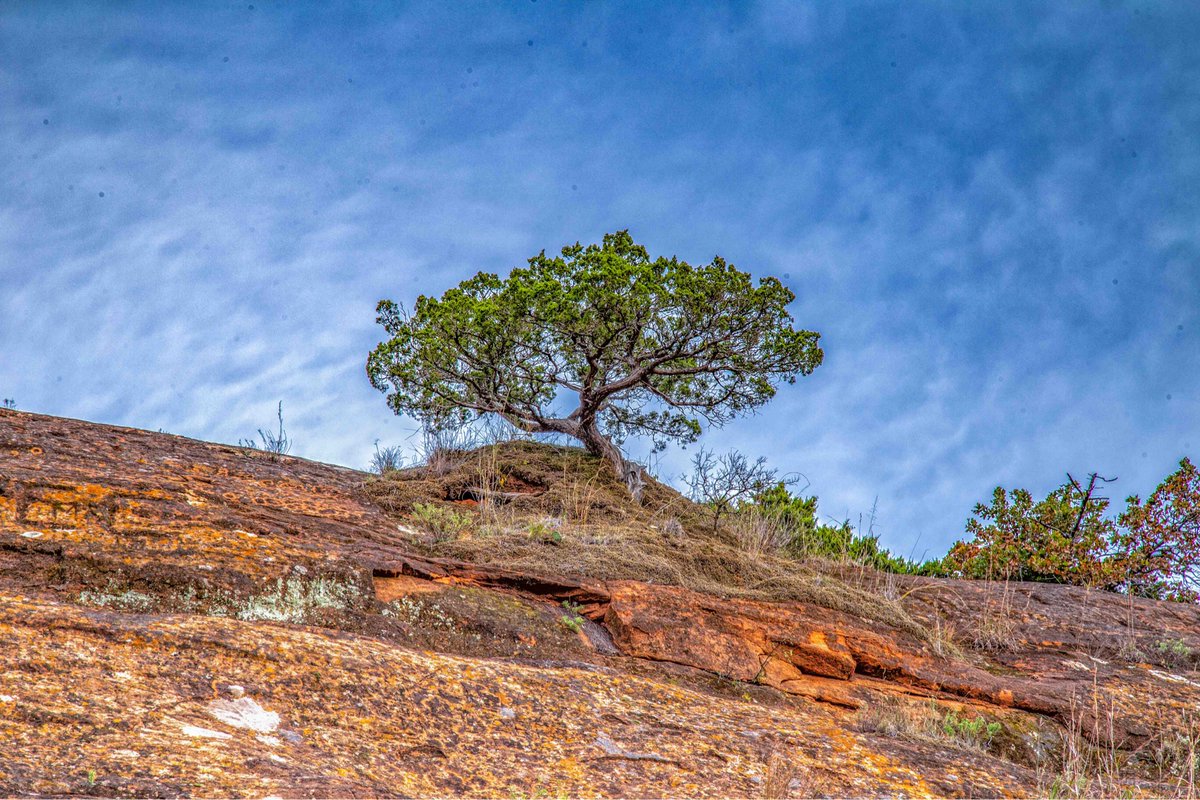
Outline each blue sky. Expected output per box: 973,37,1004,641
2,1,1197,558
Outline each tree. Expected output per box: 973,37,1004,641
1115,458,1200,603
942,463,1200,603
941,476,1117,586
366,231,823,496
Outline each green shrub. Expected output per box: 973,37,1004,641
943,460,1200,602
410,502,474,542
560,600,585,633
527,520,563,545
747,483,926,573
941,710,1001,748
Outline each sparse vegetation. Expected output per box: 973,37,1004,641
941,709,1002,748
857,697,1004,754
370,440,405,474
760,751,803,799
2,398,15,410
410,502,474,542
363,440,937,644
559,600,585,633
971,582,1020,653
240,401,292,459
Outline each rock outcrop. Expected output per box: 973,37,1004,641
2,408,1198,797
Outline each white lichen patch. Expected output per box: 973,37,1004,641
230,576,360,624
181,724,233,740
1148,668,1200,687
208,697,281,733
78,587,157,612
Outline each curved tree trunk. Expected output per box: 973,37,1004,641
508,414,646,502
578,423,645,503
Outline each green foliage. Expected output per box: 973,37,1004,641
527,520,563,545
1116,458,1200,602
941,710,1001,746
560,600,585,633
367,231,822,478
410,502,474,543
745,483,925,573
940,480,1115,586
1151,638,1197,670
943,459,1200,603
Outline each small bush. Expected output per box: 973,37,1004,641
527,519,563,545
1153,638,1197,670
560,600,585,633
370,441,405,474
683,448,789,531
410,502,474,542
240,401,292,459
941,710,1001,748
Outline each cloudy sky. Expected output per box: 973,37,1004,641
2,1,1197,558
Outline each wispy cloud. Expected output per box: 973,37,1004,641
2,1,1197,555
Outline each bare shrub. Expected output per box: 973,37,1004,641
683,448,791,531
370,441,405,474
761,751,803,798
239,401,292,460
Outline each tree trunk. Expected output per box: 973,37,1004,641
578,423,645,503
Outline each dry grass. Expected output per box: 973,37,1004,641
363,440,934,642
760,751,804,798
855,696,1003,754
972,581,1020,654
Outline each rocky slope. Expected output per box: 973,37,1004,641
1,408,1198,798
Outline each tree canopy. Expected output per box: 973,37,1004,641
940,459,1200,603
366,230,823,494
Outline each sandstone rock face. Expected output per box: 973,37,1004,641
2,408,1198,797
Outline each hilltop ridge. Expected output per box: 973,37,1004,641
1,408,1198,797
